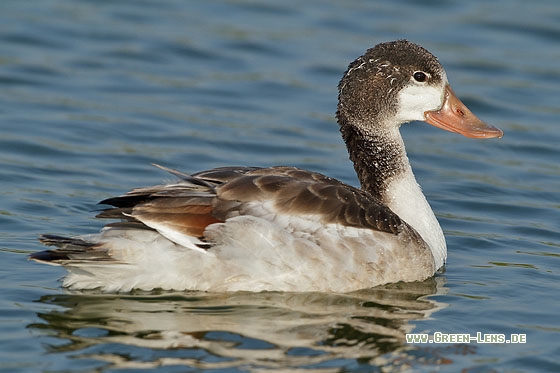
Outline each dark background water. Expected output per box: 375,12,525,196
1,0,559,371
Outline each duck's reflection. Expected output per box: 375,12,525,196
30,278,448,370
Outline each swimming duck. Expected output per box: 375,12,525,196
30,40,502,292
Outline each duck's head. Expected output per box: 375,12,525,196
336,40,503,139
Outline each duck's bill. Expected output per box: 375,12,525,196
424,85,503,139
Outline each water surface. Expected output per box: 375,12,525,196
1,0,559,371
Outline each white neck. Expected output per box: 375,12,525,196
383,142,447,269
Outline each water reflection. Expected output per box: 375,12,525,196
30,278,448,370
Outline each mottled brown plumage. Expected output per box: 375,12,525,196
97,165,407,237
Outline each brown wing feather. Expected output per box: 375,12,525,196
207,166,404,235
97,165,404,242
132,201,221,237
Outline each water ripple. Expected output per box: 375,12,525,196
1,0,559,371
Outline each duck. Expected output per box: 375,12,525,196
30,40,503,292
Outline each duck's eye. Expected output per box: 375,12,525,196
413,71,428,82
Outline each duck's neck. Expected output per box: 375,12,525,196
340,124,446,268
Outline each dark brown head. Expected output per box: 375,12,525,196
336,40,503,138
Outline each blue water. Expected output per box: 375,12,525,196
1,0,559,371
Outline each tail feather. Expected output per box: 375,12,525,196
30,234,112,264
38,234,93,248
